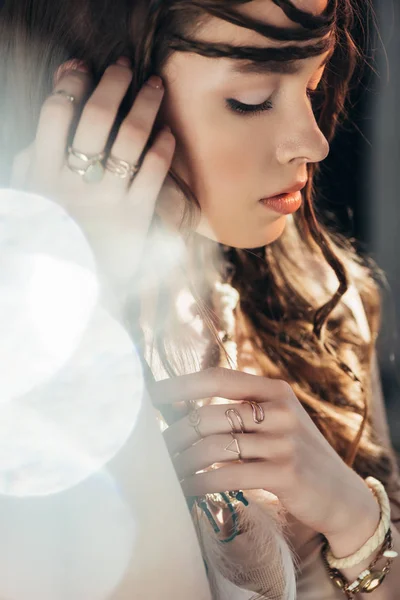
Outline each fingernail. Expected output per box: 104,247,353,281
146,75,163,89
116,56,131,67
53,59,88,87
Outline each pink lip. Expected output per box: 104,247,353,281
259,180,306,215
259,190,303,215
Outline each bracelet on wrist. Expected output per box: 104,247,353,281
321,476,399,598
322,528,396,598
325,477,391,569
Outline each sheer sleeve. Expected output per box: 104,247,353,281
370,348,400,523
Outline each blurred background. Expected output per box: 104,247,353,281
319,0,400,450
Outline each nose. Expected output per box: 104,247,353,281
275,103,330,166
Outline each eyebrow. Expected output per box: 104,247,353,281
230,49,334,76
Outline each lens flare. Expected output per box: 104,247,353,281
0,303,144,497
0,189,144,496
0,189,98,397
0,470,136,600
0,252,98,399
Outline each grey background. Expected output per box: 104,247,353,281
369,1,400,451
319,0,400,451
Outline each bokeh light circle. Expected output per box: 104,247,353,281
0,188,98,398
0,471,137,600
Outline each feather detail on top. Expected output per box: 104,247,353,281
191,489,298,600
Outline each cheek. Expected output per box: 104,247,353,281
160,116,258,220
188,119,264,212
160,69,264,212
157,78,284,247
155,122,286,248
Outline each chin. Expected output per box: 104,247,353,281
196,216,287,249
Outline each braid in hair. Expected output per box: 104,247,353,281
169,35,333,61
170,0,335,41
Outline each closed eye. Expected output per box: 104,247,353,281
225,88,323,117
225,97,273,116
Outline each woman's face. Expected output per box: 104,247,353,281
157,0,331,248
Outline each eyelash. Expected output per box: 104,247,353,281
226,88,321,117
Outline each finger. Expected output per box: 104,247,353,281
33,67,92,181
164,402,285,456
172,433,291,479
150,367,290,406
103,75,166,189
180,461,287,497
125,125,175,224
70,61,133,159
10,143,33,189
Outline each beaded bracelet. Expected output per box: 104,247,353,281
321,528,396,598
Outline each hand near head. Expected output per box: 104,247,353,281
10,57,175,308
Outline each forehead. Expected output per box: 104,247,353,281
195,0,331,49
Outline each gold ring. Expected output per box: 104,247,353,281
225,408,245,433
224,432,242,460
245,400,265,424
105,155,140,180
50,89,76,103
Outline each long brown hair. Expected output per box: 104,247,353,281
1,0,399,517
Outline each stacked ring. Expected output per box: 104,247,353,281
68,147,106,163
66,146,106,184
105,155,140,181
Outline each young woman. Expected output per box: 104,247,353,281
2,0,400,598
